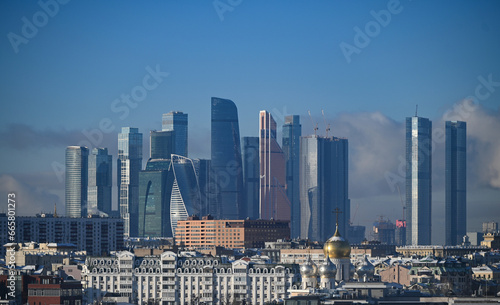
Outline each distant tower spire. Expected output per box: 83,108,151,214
54,203,58,217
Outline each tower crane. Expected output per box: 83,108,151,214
321,109,331,137
308,110,318,136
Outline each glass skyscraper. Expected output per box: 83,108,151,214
299,136,349,242
150,130,175,160
162,111,188,157
193,159,215,218
138,166,172,237
138,156,201,238
259,111,289,221
118,127,143,237
405,116,432,245
65,146,89,218
445,121,467,246
88,147,112,216
243,136,260,220
211,97,244,220
282,115,301,238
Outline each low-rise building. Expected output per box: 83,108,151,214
379,265,411,286
83,251,299,305
175,216,290,249
27,276,82,305
0,213,124,257
482,233,500,250
396,245,488,258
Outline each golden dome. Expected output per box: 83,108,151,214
323,226,351,259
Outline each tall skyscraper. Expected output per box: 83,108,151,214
150,130,175,159
138,163,172,238
445,121,466,246
138,156,202,237
259,111,289,221
242,137,260,220
406,116,432,245
162,111,188,157
65,146,89,218
211,97,244,220
282,115,301,237
118,127,143,237
193,159,216,218
300,136,349,242
88,148,112,216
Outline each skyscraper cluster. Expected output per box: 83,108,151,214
64,98,467,246
64,98,352,242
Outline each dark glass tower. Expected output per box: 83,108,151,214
138,164,173,237
150,130,175,159
445,121,466,245
193,159,215,218
211,97,244,220
88,147,112,216
162,111,188,157
65,146,89,218
405,116,432,245
299,136,349,242
243,136,260,220
118,127,143,237
282,115,301,238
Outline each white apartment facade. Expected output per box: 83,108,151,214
83,251,299,305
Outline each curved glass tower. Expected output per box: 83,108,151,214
65,146,89,218
169,155,201,235
211,97,244,220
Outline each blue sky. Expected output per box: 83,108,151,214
1,1,499,244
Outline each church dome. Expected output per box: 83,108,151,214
356,256,375,278
318,256,337,278
300,256,318,278
323,225,351,259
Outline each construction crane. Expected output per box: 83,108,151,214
321,109,331,137
415,104,418,117
349,201,359,226
308,110,318,136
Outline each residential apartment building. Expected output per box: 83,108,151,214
83,251,298,305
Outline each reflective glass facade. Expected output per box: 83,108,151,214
445,121,466,245
118,127,143,237
405,116,432,245
193,159,216,218
65,146,89,218
150,130,175,159
169,155,201,235
259,111,289,221
162,111,188,157
138,169,172,237
243,137,260,220
88,148,112,215
299,136,349,242
210,97,244,220
282,115,301,238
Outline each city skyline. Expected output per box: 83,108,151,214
1,2,500,245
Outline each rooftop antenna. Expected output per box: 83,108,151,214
321,109,331,137
308,110,318,136
415,104,418,117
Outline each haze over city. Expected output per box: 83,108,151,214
1,1,500,245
